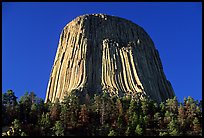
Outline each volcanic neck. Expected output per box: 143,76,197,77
45,13,175,103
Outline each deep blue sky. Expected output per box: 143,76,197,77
2,2,202,102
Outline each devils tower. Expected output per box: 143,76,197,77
45,13,175,103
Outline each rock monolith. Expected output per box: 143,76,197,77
45,13,175,103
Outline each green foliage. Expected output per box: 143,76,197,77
79,104,89,125
18,91,45,125
159,131,168,136
167,118,180,136
39,112,51,136
60,93,80,130
52,121,64,136
50,98,61,123
108,130,117,136
125,126,131,136
192,117,202,136
165,96,178,115
2,90,18,106
1,90,202,136
10,119,27,136
20,132,27,136
135,124,143,136
2,90,18,125
12,119,22,136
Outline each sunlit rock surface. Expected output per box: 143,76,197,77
45,14,175,103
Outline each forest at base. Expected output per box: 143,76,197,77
2,90,202,136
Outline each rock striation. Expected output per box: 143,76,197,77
45,13,175,103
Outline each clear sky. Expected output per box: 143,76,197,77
2,2,202,102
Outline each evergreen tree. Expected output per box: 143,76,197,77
100,93,111,125
93,94,102,114
50,98,61,124
60,92,80,130
115,98,125,135
2,90,18,125
178,103,187,135
159,131,168,136
78,104,89,126
141,97,149,115
2,89,202,136
198,100,202,112
29,103,38,124
52,120,64,136
18,91,44,124
192,117,202,136
165,96,178,115
12,119,22,136
38,112,51,136
18,92,32,124
108,129,117,136
116,98,123,116
125,126,131,136
2,90,17,106
167,118,180,136
135,124,143,136
153,112,161,134
130,112,139,135
60,101,69,132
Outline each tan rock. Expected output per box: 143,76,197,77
45,14,175,103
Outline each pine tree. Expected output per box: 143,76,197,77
79,104,89,126
100,93,111,125
116,98,123,116
2,89,202,136
18,92,32,124
135,124,143,136
52,121,64,136
39,112,51,136
108,129,117,136
178,103,187,135
29,103,38,125
192,117,201,136
50,98,61,124
12,119,22,136
2,90,18,106
153,112,161,135
2,90,18,125
125,126,131,136
141,97,149,115
167,118,180,136
165,96,178,115
10,119,27,136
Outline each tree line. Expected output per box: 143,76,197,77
2,90,202,136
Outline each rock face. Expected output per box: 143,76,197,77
45,13,175,103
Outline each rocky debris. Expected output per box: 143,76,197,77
45,13,175,103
